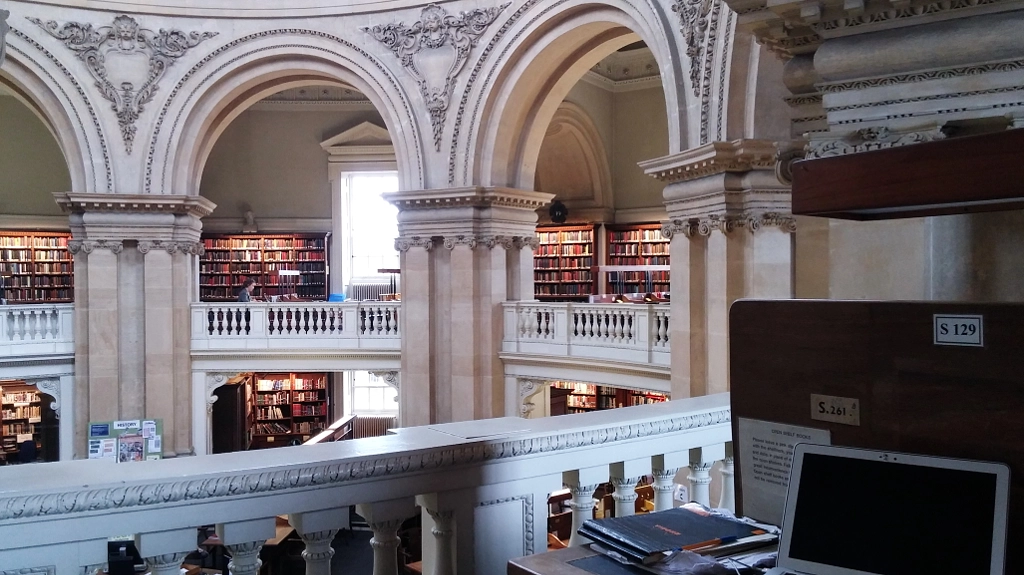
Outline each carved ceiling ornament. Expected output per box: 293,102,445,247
672,0,721,99
0,9,9,68
28,378,61,419
363,3,510,151
28,15,217,154
806,125,946,159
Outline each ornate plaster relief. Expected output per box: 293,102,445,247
29,15,216,154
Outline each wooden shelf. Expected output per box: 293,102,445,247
199,233,331,302
533,225,596,301
0,231,74,303
604,224,670,294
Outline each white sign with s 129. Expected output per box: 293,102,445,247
933,314,983,347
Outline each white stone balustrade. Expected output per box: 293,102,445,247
503,302,670,367
0,304,74,358
0,393,731,575
190,301,401,351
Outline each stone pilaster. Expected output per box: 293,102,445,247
642,140,801,397
56,193,215,457
387,187,553,425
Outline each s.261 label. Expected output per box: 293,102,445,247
810,394,860,426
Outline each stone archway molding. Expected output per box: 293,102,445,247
455,0,685,188
27,377,60,418
148,30,425,197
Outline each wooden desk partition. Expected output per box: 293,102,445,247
730,300,1024,571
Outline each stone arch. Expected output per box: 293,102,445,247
1,30,108,194
456,0,684,189
148,32,424,197
535,101,613,211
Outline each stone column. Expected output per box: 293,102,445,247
388,187,552,425
57,193,214,457
642,141,801,397
135,528,197,575
687,445,726,508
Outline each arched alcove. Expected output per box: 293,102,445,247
534,102,613,214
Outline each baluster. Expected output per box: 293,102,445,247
652,467,678,512
146,553,189,575
216,309,224,335
226,308,236,334
360,307,368,334
611,475,640,518
244,308,251,335
268,308,277,335
626,312,635,341
392,307,398,334
530,310,539,337
329,308,337,333
318,309,328,333
226,541,264,575
356,500,415,575
207,309,215,335
286,307,294,334
572,310,580,337
613,312,623,342
542,310,551,337
376,307,384,334
718,443,736,513
383,308,392,335
565,480,600,546
302,308,310,334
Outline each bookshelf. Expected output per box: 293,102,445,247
250,372,329,449
549,381,668,415
605,224,670,294
534,225,596,301
0,232,74,303
1,382,47,462
199,233,330,302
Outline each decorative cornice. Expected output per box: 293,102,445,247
483,235,515,250
385,187,554,211
784,93,823,107
363,3,510,151
0,9,9,68
513,236,540,251
394,236,435,252
818,58,1024,94
54,193,216,218
29,15,216,154
443,235,478,250
0,407,730,521
663,212,797,237
812,0,1010,34
640,140,784,183
28,378,61,419
479,494,534,555
138,240,205,255
68,240,123,254
805,126,945,159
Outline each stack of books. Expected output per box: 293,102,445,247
579,507,776,567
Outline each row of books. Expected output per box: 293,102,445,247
1,288,73,300
2,405,42,419
536,271,592,282
292,404,326,416
0,237,67,248
257,406,287,420
292,391,323,402
203,238,326,250
608,229,665,242
608,256,670,266
536,284,594,295
255,392,290,405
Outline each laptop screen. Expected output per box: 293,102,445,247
782,445,1009,575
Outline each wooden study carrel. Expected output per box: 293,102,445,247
729,300,1023,571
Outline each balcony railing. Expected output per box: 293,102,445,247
0,394,731,575
0,304,74,358
190,301,401,351
502,302,670,367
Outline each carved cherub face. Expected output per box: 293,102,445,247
111,15,139,49
421,6,444,33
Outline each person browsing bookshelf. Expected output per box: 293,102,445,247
237,278,256,302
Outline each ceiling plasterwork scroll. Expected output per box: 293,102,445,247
673,0,722,100
0,10,9,68
363,3,510,151
28,14,217,154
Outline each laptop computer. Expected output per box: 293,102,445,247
765,444,1010,575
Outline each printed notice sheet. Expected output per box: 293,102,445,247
738,418,831,527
